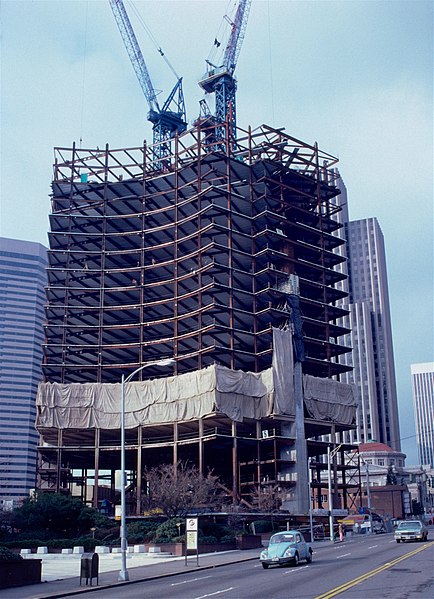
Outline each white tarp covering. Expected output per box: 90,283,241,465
303,374,357,425
272,327,295,416
36,327,355,430
36,364,273,429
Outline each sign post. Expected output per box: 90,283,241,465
185,517,198,566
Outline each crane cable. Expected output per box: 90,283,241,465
79,0,89,147
126,0,180,81
267,0,275,127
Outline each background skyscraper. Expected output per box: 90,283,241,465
0,237,47,506
411,362,434,467
333,174,401,452
345,217,401,450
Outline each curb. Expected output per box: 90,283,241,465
29,555,259,599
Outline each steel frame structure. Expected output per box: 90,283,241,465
38,121,356,511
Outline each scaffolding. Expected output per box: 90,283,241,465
38,120,357,513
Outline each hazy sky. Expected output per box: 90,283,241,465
1,0,432,463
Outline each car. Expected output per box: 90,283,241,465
259,530,313,569
394,520,429,543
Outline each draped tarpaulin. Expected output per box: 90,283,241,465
303,374,357,425
272,327,295,416
36,327,355,430
36,364,273,430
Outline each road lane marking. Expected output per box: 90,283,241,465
335,553,351,559
367,545,378,549
195,588,235,598
283,565,309,574
315,541,434,599
171,575,212,586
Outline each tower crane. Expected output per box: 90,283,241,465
199,0,252,143
109,0,186,163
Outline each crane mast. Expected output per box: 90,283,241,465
109,0,186,163
199,0,252,144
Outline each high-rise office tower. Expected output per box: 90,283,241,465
345,217,401,450
0,237,47,505
411,362,434,467
36,124,358,514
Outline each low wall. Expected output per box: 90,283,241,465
0,559,42,589
235,535,262,550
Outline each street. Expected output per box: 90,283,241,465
75,533,434,599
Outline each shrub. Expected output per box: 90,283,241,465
0,546,23,561
220,534,235,544
154,518,182,543
74,536,97,551
252,520,272,533
199,522,232,540
199,535,218,544
1,539,51,550
126,521,159,543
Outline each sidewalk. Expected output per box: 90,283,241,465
0,548,261,599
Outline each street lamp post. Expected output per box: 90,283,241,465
365,461,372,534
118,358,175,582
308,458,314,543
359,459,373,535
327,443,342,542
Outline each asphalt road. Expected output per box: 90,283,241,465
74,533,434,599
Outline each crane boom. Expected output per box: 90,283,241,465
223,0,252,73
199,0,252,145
109,0,187,166
109,0,159,113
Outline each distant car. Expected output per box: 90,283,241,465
259,530,313,568
394,520,428,543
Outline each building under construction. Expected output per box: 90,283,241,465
36,120,360,515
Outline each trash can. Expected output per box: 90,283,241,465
80,552,99,586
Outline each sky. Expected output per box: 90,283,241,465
1,0,432,464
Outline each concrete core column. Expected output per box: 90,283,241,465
93,428,100,508
136,427,142,516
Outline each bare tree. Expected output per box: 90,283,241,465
142,462,221,518
250,483,284,512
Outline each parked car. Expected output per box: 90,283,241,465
394,520,428,543
259,530,313,568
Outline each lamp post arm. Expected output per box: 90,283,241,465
118,357,174,582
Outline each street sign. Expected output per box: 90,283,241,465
186,517,198,531
185,517,199,566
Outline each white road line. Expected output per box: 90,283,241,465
368,545,378,549
195,587,235,598
171,575,212,586
283,565,309,574
336,552,352,559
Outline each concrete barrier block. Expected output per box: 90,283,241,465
133,544,145,553
127,546,134,553
20,549,31,555
95,546,110,554
72,546,84,554
61,548,73,554
37,546,48,554
148,546,161,553
111,547,122,553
